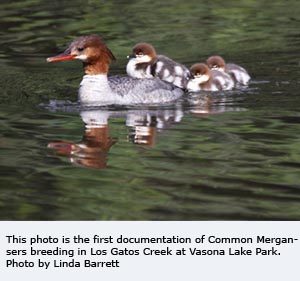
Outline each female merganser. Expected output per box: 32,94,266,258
206,55,250,85
126,43,191,89
46,35,183,105
187,63,234,92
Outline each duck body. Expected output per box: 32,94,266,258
207,55,250,85
187,63,234,92
79,74,183,105
224,63,251,86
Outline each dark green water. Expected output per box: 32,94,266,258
0,0,300,220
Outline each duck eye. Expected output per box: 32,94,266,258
77,47,84,52
137,52,144,56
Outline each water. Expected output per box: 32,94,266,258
0,0,300,220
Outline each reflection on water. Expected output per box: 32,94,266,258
0,0,300,220
48,125,115,170
1,89,300,220
46,94,246,170
48,104,186,168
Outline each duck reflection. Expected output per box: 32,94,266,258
48,107,183,169
46,94,244,169
127,114,157,146
48,111,115,169
187,93,212,116
126,108,183,146
187,92,245,116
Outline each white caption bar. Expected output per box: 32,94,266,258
1,221,299,281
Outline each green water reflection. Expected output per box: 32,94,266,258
0,0,300,220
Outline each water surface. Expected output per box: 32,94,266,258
0,0,300,220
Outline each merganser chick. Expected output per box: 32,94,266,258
206,55,250,85
126,43,191,89
187,63,234,92
46,35,183,105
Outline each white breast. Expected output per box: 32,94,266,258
79,74,114,104
187,79,201,92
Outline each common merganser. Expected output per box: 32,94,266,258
126,42,191,89
206,55,250,85
187,63,234,92
46,35,183,105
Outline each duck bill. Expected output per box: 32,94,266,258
126,54,136,59
46,53,76,62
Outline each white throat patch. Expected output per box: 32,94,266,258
134,55,152,63
194,74,209,84
75,54,88,61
